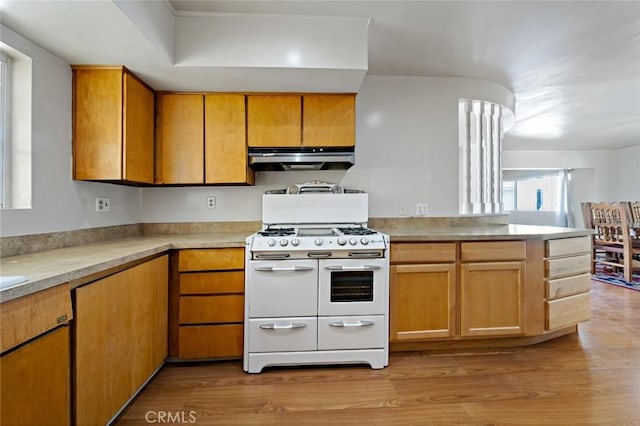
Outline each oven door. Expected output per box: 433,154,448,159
247,259,318,317
318,258,388,316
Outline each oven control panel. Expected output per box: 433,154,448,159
251,234,387,252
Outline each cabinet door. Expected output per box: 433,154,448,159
74,256,168,426
123,71,155,183
247,95,301,147
73,68,123,180
0,326,70,426
460,261,525,337
303,94,355,147
156,94,204,184
205,94,253,184
390,263,456,341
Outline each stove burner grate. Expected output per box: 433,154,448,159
258,228,295,237
337,227,378,236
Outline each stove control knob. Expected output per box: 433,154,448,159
279,239,288,247
349,238,358,246
314,238,323,246
291,238,300,246
337,237,347,246
360,238,369,245
268,239,276,247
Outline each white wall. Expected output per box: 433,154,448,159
143,76,514,223
0,25,142,237
613,145,640,201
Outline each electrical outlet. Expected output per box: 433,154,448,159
95,197,110,212
416,203,429,216
207,196,216,209
399,204,408,216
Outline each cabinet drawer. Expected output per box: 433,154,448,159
461,241,525,262
391,243,456,263
545,236,591,258
1,284,72,353
545,254,591,279
179,295,244,324
178,248,244,272
248,317,317,352
318,315,386,350
546,273,591,300
546,292,590,330
178,324,243,359
180,271,244,295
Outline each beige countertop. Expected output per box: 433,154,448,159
0,232,249,303
379,224,594,241
0,225,592,303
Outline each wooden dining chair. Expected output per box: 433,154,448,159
629,201,640,228
589,202,639,282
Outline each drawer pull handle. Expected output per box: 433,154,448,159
255,266,314,272
259,322,307,330
328,320,374,328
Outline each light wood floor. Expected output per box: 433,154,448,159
117,281,640,425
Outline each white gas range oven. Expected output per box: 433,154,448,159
243,182,390,373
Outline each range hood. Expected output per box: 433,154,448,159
248,147,355,171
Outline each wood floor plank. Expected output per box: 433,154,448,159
117,281,640,425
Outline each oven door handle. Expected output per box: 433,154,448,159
324,265,382,271
254,266,314,272
259,322,308,330
328,320,375,328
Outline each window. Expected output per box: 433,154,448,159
0,39,32,210
503,170,566,212
0,51,8,208
458,99,514,214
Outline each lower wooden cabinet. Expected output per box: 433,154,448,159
74,255,168,426
0,326,70,426
389,243,457,341
460,261,525,337
171,248,245,360
390,263,456,340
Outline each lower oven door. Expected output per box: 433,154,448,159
248,317,317,352
318,315,386,350
247,259,318,317
318,258,388,316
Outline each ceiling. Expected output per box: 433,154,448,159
1,1,639,151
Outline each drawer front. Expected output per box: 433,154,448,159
178,324,243,359
179,295,244,324
248,317,317,352
178,248,244,272
546,292,590,330
545,254,591,279
546,273,592,300
461,241,526,262
1,284,73,353
317,315,386,350
180,271,244,295
391,243,456,264
545,236,591,258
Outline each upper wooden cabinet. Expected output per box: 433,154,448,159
303,94,355,147
247,94,355,148
155,94,204,184
205,94,254,184
156,93,254,185
72,66,154,184
247,95,301,147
